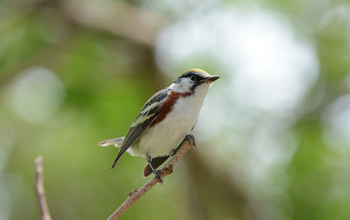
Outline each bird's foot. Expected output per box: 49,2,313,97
147,153,164,184
170,134,197,156
186,134,197,149
153,170,163,184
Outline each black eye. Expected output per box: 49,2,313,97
190,76,196,81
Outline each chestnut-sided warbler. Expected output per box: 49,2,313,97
99,68,219,183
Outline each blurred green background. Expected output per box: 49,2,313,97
1,0,350,219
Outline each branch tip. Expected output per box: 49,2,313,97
34,156,52,220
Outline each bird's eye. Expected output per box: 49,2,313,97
190,76,196,81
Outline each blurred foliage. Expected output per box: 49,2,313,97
1,0,350,220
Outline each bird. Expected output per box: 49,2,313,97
98,68,219,183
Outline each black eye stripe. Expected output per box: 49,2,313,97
179,72,204,81
174,70,207,85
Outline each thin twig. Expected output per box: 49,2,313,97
107,135,195,220
35,156,52,220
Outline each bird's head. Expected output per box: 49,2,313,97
170,68,220,94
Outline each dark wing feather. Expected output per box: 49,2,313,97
111,89,169,169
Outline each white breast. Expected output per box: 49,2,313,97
129,83,211,158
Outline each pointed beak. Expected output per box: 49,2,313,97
201,75,220,83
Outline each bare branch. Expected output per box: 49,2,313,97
35,156,52,220
107,135,196,220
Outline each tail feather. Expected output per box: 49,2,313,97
98,137,124,147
